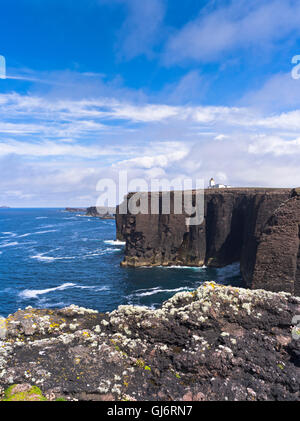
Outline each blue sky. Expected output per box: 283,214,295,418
1,0,300,206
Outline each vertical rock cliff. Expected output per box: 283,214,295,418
251,189,300,294
116,188,300,294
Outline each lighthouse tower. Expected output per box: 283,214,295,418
209,177,215,188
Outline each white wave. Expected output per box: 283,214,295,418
17,229,57,238
104,240,126,246
137,265,207,269
30,254,55,262
1,232,16,237
129,286,192,298
33,229,57,235
82,251,106,258
0,241,19,248
30,246,121,262
36,301,68,308
35,217,48,219
75,285,109,292
135,286,162,293
19,283,109,299
81,248,121,258
166,265,207,269
30,253,75,262
19,283,77,299
30,247,61,262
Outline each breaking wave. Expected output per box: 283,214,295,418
104,240,126,246
0,241,19,248
19,283,109,299
128,286,194,298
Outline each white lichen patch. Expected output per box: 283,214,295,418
63,305,98,315
0,317,7,340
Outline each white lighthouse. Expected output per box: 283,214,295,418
209,177,215,188
208,177,231,189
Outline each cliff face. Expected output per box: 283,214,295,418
116,188,300,294
1,283,299,401
251,190,300,294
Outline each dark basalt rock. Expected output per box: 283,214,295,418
252,194,300,295
116,188,300,294
0,283,299,401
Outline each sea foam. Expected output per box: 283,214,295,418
0,241,19,248
104,240,126,246
128,286,193,298
19,283,77,299
19,283,109,299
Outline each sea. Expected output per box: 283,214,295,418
0,208,243,317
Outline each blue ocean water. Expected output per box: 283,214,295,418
0,209,243,317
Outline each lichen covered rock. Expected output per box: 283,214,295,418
0,284,299,401
3,384,47,401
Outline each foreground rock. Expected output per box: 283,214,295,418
0,283,300,401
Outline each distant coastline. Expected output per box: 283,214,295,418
64,206,116,219
64,207,87,213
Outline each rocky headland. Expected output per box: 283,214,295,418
86,206,116,218
0,283,299,401
116,188,300,295
65,208,87,213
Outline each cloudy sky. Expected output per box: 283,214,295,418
1,0,300,207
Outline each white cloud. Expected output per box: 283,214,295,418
163,0,300,64
214,134,228,141
3,90,300,141
0,140,127,158
109,0,166,60
114,141,189,169
1,87,300,206
248,135,300,156
240,72,300,112
109,103,179,122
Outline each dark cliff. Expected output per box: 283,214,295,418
65,207,87,213
251,189,300,294
116,188,300,294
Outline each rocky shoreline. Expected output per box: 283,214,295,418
1,283,299,401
